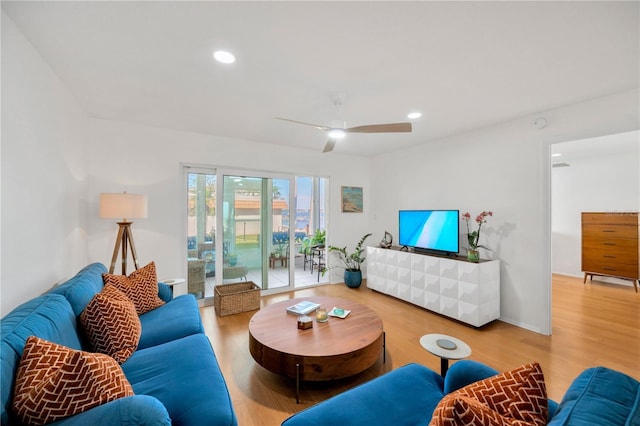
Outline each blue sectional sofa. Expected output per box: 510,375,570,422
282,360,640,426
1,263,237,426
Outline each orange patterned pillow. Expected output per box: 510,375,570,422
13,336,134,425
80,284,141,364
432,395,514,425
430,362,548,426
103,261,165,315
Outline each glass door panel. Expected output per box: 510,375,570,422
269,178,291,290
222,176,263,288
294,176,329,286
186,171,216,301
222,175,291,291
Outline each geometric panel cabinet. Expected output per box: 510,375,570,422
366,246,500,327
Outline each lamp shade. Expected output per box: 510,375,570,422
100,193,148,220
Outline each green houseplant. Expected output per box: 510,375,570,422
311,229,326,248
327,233,372,288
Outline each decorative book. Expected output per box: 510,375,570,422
286,300,321,316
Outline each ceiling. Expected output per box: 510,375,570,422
2,1,638,156
552,130,640,167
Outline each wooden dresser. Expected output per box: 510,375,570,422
581,212,639,292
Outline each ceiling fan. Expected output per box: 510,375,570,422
276,94,413,152
275,117,412,153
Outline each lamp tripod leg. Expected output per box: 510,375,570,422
126,226,141,272
121,225,129,275
109,224,126,274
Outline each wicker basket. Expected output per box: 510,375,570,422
214,281,260,316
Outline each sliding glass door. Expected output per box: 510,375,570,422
186,166,328,301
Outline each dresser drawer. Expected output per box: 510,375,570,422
582,236,639,251
582,261,639,279
582,245,638,265
582,212,639,226
582,224,638,240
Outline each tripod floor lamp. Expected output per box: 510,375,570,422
100,192,148,275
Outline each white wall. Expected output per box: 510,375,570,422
86,118,373,287
1,12,89,315
552,138,640,282
371,89,639,335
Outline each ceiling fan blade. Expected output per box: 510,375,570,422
322,138,336,153
346,122,412,133
275,117,330,131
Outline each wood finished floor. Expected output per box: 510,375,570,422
199,275,640,426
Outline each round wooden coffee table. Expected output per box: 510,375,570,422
249,296,384,399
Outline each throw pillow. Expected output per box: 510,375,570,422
432,394,515,426
13,336,134,425
103,261,165,315
430,362,548,426
80,284,141,364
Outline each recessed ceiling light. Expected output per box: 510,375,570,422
552,153,562,157
408,112,422,119
213,50,236,64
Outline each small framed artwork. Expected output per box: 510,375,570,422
341,186,363,213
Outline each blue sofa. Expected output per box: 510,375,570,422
1,263,237,426
282,361,640,426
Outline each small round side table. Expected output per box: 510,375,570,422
161,278,186,296
420,333,472,377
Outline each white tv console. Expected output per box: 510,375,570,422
366,246,500,327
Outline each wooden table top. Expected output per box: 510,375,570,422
249,296,383,358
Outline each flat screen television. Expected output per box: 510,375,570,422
398,210,459,254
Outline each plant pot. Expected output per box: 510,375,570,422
344,269,362,288
467,249,480,263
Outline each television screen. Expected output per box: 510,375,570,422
398,210,459,253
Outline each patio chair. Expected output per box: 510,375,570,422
188,258,206,297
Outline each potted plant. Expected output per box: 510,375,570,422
311,229,326,248
226,252,238,266
462,211,493,262
327,233,372,288
269,238,288,268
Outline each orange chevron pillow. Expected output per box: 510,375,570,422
430,362,548,426
13,336,134,425
80,284,141,363
431,395,515,426
103,261,165,315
